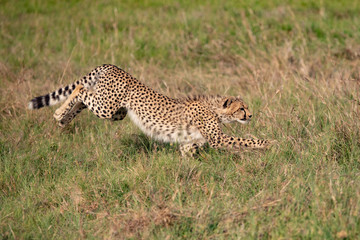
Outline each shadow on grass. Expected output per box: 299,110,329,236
118,132,175,156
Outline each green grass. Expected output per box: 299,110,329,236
1,0,360,239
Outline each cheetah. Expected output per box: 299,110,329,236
28,64,271,156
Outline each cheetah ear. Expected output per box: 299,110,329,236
222,98,241,114
222,97,235,108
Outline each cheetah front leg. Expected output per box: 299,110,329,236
180,140,206,157
193,110,271,152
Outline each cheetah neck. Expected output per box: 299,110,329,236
185,95,227,108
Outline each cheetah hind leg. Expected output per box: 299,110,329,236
53,85,84,127
58,104,126,127
57,102,87,127
110,107,127,121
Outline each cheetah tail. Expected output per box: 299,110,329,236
27,83,78,110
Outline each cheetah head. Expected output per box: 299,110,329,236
217,97,252,124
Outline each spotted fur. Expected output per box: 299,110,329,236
28,64,271,156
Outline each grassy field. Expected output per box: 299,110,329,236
1,0,360,239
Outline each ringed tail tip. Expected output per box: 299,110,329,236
28,96,46,110
27,101,34,109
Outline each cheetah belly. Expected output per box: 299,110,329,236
127,109,204,144
170,127,204,144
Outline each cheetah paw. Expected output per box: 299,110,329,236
53,108,65,121
263,139,277,149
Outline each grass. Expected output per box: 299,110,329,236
1,0,360,239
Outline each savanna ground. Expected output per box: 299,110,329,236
1,0,360,239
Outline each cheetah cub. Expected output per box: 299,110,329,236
28,64,271,156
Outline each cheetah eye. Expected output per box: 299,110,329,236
240,107,245,111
